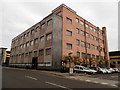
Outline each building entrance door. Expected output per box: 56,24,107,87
32,57,38,69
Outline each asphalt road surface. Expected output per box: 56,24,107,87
2,67,119,90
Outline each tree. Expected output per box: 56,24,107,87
89,57,93,67
72,56,80,65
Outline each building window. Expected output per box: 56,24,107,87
66,30,72,36
76,39,80,46
35,26,39,32
46,33,52,40
30,40,34,46
95,46,99,50
24,34,27,39
118,61,120,64
81,41,85,47
89,26,93,30
98,31,101,35
100,47,102,51
76,18,79,23
22,53,24,58
66,17,72,24
86,43,90,48
34,38,38,44
20,45,22,49
96,55,99,60
47,19,52,26
25,53,28,57
93,29,96,32
21,36,23,40
82,53,86,59
80,30,85,36
86,33,90,38
39,49,44,56
66,43,72,49
94,37,97,41
29,52,32,56
91,44,95,50
77,52,80,57
23,43,25,48
87,54,91,59
85,24,89,28
41,23,45,29
26,42,29,47
40,36,45,42
90,35,94,40
80,20,84,25
46,48,51,55
92,55,95,59
34,51,37,56
27,31,30,36
31,29,34,35
76,28,79,34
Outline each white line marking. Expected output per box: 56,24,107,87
45,81,72,90
111,76,118,77
93,81,99,83
101,83,108,85
25,75,38,80
111,85,118,87
85,80,91,82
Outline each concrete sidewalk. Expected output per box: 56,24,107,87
37,70,119,88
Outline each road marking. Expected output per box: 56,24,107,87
25,75,38,80
101,83,108,85
85,80,91,82
93,81,99,83
45,81,72,90
111,76,118,77
111,85,118,87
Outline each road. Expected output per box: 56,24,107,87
2,67,119,89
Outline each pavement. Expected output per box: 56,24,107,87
2,67,120,89
31,69,119,88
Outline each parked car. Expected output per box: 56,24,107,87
103,68,112,74
107,68,115,73
118,68,120,72
97,67,107,74
89,67,99,73
74,65,97,74
113,68,120,73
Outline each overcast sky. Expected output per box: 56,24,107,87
0,0,118,51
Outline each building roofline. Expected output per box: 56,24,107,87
0,47,7,49
12,13,54,41
52,4,103,31
52,4,76,14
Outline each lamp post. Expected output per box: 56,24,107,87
68,52,73,75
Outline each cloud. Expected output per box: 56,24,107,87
0,1,118,51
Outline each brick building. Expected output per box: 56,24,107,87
9,4,110,70
109,51,120,68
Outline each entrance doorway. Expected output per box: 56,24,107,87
32,57,38,69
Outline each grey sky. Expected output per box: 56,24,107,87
0,0,118,51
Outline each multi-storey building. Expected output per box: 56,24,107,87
0,48,7,65
109,51,120,68
9,4,110,70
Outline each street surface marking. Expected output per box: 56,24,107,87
85,80,91,82
111,76,118,77
25,75,38,80
111,85,118,87
93,81,99,83
101,83,109,85
45,81,73,90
